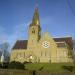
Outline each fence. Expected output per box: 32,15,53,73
0,69,33,75
0,69,75,75
36,71,75,75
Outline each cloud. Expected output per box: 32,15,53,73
7,21,31,51
0,21,31,51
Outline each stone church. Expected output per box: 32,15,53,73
10,7,73,63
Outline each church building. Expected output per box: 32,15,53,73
10,7,73,63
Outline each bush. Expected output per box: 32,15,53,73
0,62,9,69
62,65,74,72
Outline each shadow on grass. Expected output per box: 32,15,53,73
62,65,74,72
8,61,25,70
39,67,44,71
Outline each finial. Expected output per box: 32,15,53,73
34,4,38,12
35,1,38,8
35,3,38,8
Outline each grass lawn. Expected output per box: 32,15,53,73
24,63,75,72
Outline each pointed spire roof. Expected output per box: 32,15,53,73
44,32,50,38
32,6,40,25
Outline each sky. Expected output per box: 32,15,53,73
0,0,75,50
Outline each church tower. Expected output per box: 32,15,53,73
27,7,41,49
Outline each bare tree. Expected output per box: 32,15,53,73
0,42,10,63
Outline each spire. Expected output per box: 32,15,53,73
44,32,50,38
32,6,40,25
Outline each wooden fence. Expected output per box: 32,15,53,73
0,69,75,75
36,71,75,75
0,69,33,75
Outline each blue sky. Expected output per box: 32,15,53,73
0,0,75,50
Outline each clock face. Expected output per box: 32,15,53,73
42,41,50,48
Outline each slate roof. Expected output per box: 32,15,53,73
53,37,73,49
12,37,73,50
13,40,28,50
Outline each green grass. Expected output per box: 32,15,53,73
24,63,75,72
